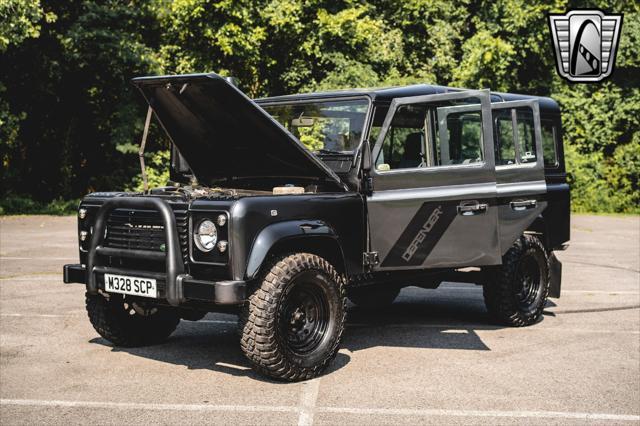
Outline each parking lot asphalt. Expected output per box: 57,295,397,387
0,214,639,425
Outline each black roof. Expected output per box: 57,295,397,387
256,84,560,114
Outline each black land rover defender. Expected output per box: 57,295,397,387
63,73,570,381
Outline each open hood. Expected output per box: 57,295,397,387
131,73,344,189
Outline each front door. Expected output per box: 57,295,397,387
367,90,501,270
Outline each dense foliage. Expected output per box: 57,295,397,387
1,0,638,213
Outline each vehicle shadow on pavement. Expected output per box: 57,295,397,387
88,319,344,383
86,288,549,379
343,288,552,352
343,295,495,352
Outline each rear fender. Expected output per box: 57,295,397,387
526,215,550,250
527,216,562,298
245,220,345,280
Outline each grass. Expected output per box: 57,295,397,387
0,196,79,216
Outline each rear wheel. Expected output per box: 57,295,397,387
86,292,180,347
347,285,400,308
483,234,550,326
239,253,346,381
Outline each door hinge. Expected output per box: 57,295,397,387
361,174,373,194
363,252,379,267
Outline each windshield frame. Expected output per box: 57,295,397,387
256,95,373,163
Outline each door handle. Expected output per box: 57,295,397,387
510,199,537,211
457,202,488,216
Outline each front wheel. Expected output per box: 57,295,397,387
86,292,181,347
483,234,550,327
239,253,346,381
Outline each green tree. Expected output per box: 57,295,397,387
1,0,638,213
1,1,161,201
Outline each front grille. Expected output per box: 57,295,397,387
104,208,189,263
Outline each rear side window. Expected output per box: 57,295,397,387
494,110,516,165
541,120,558,167
441,111,483,165
492,106,538,167
516,109,536,163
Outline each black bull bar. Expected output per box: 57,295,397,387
63,197,245,306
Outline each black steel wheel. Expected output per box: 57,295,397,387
280,275,331,356
515,255,544,312
483,234,550,326
239,253,346,381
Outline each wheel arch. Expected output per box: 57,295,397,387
525,215,551,251
244,220,347,280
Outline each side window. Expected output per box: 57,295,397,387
368,105,389,143
492,105,539,167
375,97,485,171
541,120,558,167
375,104,426,170
494,110,516,165
439,111,483,165
516,108,536,163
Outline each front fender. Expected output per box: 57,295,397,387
245,220,338,280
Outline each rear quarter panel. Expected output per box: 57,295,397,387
542,112,570,249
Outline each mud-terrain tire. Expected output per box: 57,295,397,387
483,234,550,327
347,285,400,308
239,253,346,381
86,292,181,347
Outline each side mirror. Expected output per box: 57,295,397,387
362,140,372,171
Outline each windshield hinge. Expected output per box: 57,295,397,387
363,252,379,267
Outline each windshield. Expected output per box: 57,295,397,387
260,98,370,154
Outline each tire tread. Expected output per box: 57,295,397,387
239,253,346,381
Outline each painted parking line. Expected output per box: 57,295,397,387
0,313,70,318
298,378,321,426
0,275,64,282
1,399,638,422
0,398,295,413
0,257,77,261
435,285,640,295
317,406,640,421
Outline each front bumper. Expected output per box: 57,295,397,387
65,196,245,306
63,264,246,305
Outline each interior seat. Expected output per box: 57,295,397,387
398,132,424,168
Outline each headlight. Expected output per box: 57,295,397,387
194,219,217,252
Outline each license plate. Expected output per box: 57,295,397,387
104,273,157,298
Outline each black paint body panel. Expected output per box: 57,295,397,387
222,193,366,280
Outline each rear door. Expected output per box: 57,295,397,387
366,90,501,270
491,100,547,253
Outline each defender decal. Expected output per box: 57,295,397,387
402,205,443,262
381,202,457,267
